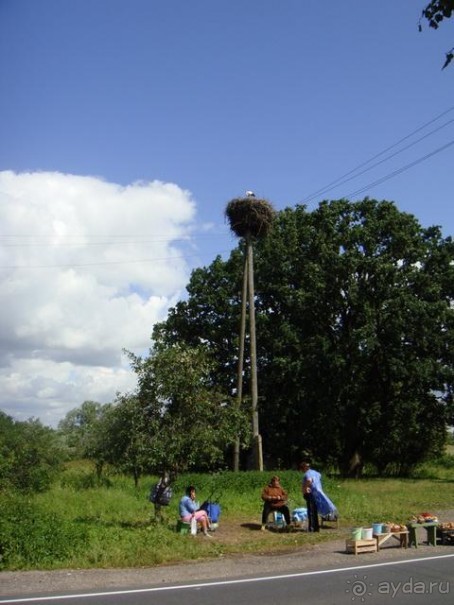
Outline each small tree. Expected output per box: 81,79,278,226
0,412,64,492
58,401,108,477
127,342,247,477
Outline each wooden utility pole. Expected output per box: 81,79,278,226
233,253,248,472
225,193,275,472
246,235,263,471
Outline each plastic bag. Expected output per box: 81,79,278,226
148,481,172,505
292,507,308,522
190,516,197,535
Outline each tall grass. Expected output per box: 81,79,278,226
1,460,454,571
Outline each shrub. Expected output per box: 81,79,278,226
0,413,64,493
60,469,112,490
0,493,88,570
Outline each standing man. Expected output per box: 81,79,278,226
300,459,321,532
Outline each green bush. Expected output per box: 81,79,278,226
0,493,88,570
60,469,112,490
434,453,454,469
0,412,64,493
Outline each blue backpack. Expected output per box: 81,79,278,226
200,501,221,523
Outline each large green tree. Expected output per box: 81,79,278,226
255,200,454,474
155,199,454,475
153,254,244,396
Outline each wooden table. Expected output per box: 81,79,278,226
407,522,438,547
374,531,409,550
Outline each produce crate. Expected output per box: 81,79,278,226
346,539,377,555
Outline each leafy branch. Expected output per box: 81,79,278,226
419,0,454,68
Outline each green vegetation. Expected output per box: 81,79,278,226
1,461,454,571
2,199,454,571
156,200,454,475
4,201,452,488
0,412,65,493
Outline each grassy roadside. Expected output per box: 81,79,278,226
1,459,454,571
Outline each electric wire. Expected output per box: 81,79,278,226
0,230,235,269
303,117,454,203
0,231,231,247
301,104,454,204
0,250,234,270
344,138,454,199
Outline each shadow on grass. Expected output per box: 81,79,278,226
74,515,175,530
241,522,263,531
240,522,312,535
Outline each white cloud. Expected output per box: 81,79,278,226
0,171,196,427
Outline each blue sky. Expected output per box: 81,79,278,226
0,0,453,426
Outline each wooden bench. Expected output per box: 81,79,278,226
374,531,408,550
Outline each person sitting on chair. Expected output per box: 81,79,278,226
261,475,291,530
179,485,213,538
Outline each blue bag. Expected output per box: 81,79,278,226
200,501,221,523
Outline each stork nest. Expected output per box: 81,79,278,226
225,197,275,239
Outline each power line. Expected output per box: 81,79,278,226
0,250,234,270
344,138,454,199
0,231,231,247
303,118,454,203
301,104,454,204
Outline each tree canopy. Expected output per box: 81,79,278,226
58,343,248,486
154,199,454,475
127,342,248,478
55,199,454,478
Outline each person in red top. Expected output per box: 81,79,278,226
260,475,291,530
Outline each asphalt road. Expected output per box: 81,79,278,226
1,553,453,605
